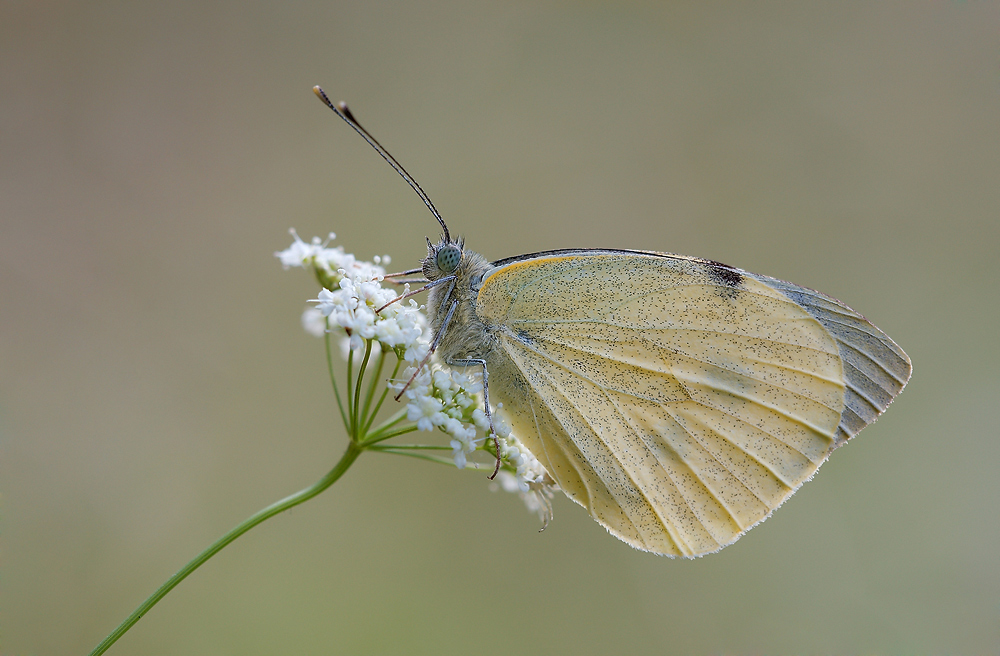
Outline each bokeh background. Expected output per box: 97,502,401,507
3,2,998,654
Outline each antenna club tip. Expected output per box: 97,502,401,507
337,101,358,123
312,85,326,99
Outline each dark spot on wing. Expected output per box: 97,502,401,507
704,260,744,288
516,329,533,345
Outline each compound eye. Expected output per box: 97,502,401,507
436,245,462,273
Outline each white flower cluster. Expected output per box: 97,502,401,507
396,366,557,516
312,279,425,358
275,229,388,282
394,367,494,469
276,230,558,524
493,471,557,526
492,432,557,526
497,431,550,492
275,229,424,358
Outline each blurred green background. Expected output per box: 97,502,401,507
2,2,998,654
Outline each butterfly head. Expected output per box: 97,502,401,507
422,235,465,281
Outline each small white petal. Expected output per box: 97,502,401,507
301,308,327,337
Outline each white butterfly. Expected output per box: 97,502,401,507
314,87,911,557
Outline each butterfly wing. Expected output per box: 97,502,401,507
476,250,910,557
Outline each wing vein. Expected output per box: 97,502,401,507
682,396,832,465
663,405,796,493
514,348,688,555
532,329,846,388
599,389,703,547
836,341,910,387
844,379,882,414
662,409,776,509
510,319,840,356
669,353,844,414
606,393,750,534
526,386,594,511
670,368,839,442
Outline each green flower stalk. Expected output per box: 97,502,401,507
87,231,556,656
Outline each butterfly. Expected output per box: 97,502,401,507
313,87,912,557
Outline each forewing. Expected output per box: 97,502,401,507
477,252,910,556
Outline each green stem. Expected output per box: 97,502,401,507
360,347,385,430
368,444,451,450
372,448,457,467
353,340,372,438
88,442,364,656
324,325,348,432
361,407,409,444
361,422,417,446
346,345,356,436
362,425,419,446
363,357,402,435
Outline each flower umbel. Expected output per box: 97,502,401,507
279,230,558,521
85,230,560,656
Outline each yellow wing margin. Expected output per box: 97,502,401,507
475,251,911,557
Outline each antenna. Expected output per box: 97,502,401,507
313,86,451,243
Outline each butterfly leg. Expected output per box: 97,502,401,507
393,291,458,401
447,357,500,481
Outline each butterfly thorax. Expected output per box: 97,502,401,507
422,238,495,363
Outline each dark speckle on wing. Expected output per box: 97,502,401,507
704,261,744,288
